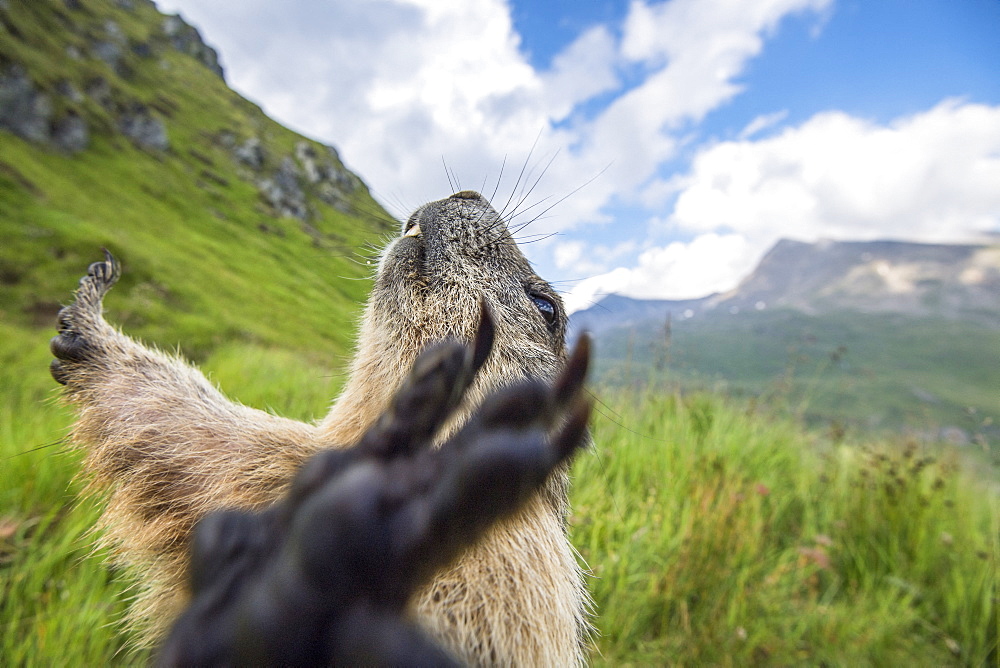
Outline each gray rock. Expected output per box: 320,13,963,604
316,182,353,211
0,66,52,144
91,21,130,75
52,112,89,153
119,104,168,151
104,20,126,42
275,157,301,192
295,141,322,184
293,141,357,210
132,41,153,58
91,40,125,73
85,77,113,108
56,79,84,103
162,14,225,80
258,157,308,220
234,136,265,170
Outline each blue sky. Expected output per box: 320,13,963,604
155,0,1000,311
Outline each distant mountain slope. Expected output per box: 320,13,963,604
709,239,1000,322
572,238,1000,336
572,239,1000,446
0,0,395,361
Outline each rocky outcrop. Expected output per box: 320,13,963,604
233,136,265,170
295,141,358,211
229,137,359,220
90,20,128,75
85,77,113,109
0,64,90,153
0,65,52,144
259,157,309,220
119,103,169,151
52,111,89,152
162,14,225,80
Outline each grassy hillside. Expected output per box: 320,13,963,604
593,309,1000,450
3,343,997,664
1,0,394,357
1,2,392,659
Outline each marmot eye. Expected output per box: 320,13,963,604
529,293,557,327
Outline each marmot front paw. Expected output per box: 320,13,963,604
50,250,121,384
158,308,592,666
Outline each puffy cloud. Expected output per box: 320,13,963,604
553,238,638,276
153,0,833,229
153,1,1000,313
739,110,789,140
563,233,757,312
569,99,1000,311
620,0,831,121
669,100,1000,242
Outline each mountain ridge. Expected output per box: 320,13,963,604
570,237,1000,445
571,237,1000,337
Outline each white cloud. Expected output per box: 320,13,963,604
563,233,757,312
739,110,789,139
567,99,1000,311
553,238,638,276
152,1,1000,313
620,0,831,122
670,100,1000,242
153,0,834,230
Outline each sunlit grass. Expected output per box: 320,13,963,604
2,324,996,664
572,388,998,665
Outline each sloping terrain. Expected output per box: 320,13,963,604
1,1,399,660
1,0,395,362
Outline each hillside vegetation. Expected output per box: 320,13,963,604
1,0,393,358
573,237,1000,449
592,308,1000,451
3,340,997,664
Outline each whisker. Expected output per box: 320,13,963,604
490,155,507,204
498,130,543,220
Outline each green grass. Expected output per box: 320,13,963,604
573,388,998,666
594,309,1000,449
3,331,997,664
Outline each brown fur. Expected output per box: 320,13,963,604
54,191,590,665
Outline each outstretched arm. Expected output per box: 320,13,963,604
51,252,320,639
157,315,592,666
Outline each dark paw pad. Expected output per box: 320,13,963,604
50,331,93,363
50,359,69,385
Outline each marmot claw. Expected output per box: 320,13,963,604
50,250,120,384
86,248,121,289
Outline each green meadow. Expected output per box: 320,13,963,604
1,318,996,664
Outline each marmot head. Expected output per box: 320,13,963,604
364,190,567,390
